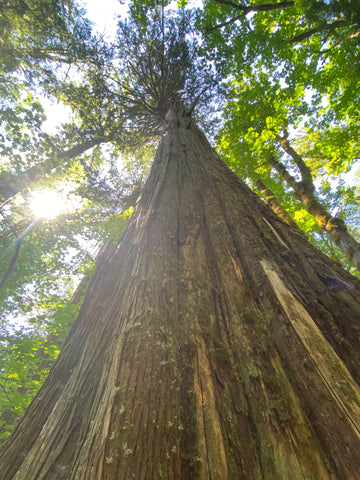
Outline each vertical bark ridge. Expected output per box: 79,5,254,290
1,110,360,479
261,258,360,435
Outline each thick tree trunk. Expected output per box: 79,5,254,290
1,109,360,479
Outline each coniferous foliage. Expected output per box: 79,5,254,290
110,7,219,135
0,0,103,87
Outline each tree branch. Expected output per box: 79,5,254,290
0,137,108,204
277,131,314,190
287,19,346,44
269,145,360,271
255,178,298,227
209,0,295,31
0,238,23,289
214,0,294,14
287,27,320,44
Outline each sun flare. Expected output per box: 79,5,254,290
30,190,64,219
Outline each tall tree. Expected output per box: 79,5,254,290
1,3,360,478
0,4,212,436
1,103,360,479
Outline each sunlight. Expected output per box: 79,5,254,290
30,190,65,219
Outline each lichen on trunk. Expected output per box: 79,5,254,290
1,109,360,479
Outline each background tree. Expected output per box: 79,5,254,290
0,0,131,437
0,0,103,90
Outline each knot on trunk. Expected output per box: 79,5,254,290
165,106,194,130
325,217,347,233
325,217,348,245
298,180,315,195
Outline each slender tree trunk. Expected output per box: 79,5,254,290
0,138,103,204
269,143,360,272
1,109,360,479
255,178,298,227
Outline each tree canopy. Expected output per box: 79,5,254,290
200,0,360,270
0,0,359,439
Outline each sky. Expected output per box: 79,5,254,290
44,0,203,133
81,0,126,40
43,0,124,131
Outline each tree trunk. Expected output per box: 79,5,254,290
0,138,104,204
1,109,360,479
271,139,360,272
255,178,298,228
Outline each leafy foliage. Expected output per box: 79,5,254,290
0,322,65,440
199,0,360,272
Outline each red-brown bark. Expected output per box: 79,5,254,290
1,109,360,479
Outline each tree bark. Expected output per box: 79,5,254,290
255,178,298,228
1,109,360,479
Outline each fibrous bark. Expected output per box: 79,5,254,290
1,109,360,479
